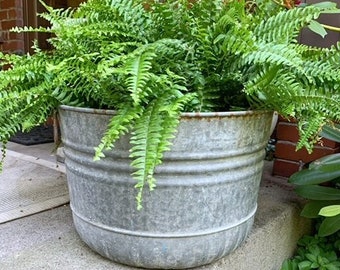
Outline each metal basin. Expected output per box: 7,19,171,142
59,105,273,269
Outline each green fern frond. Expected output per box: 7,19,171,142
129,99,166,209
130,90,194,209
241,43,304,71
245,67,303,112
0,82,58,170
215,6,243,33
244,65,280,95
216,26,255,56
302,60,340,84
11,26,52,33
254,6,321,43
94,105,142,161
297,116,326,153
76,0,153,43
125,49,155,105
299,43,338,63
37,0,76,31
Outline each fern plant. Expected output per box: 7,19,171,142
1,0,340,208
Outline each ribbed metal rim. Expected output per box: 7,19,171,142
59,105,272,118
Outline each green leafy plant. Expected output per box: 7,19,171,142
290,124,340,237
1,0,340,207
281,231,340,270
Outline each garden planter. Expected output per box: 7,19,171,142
58,105,273,269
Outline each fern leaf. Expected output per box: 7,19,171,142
125,49,155,105
129,99,164,209
254,6,321,43
242,43,304,70
94,105,142,161
130,90,194,209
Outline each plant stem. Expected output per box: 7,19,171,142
321,23,340,33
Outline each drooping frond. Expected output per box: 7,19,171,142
130,99,164,209
130,91,194,209
94,105,142,160
124,48,156,105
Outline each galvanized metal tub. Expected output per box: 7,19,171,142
58,105,273,269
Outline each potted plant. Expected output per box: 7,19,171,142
0,0,340,268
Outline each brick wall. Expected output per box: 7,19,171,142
273,117,340,178
0,0,24,54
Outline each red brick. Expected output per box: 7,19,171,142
275,140,339,163
8,31,23,40
8,8,23,20
273,159,303,178
1,40,24,52
1,19,23,30
276,122,300,142
276,121,339,148
0,10,8,20
0,0,21,9
317,138,340,149
0,31,9,41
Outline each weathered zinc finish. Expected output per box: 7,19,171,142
59,105,273,269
